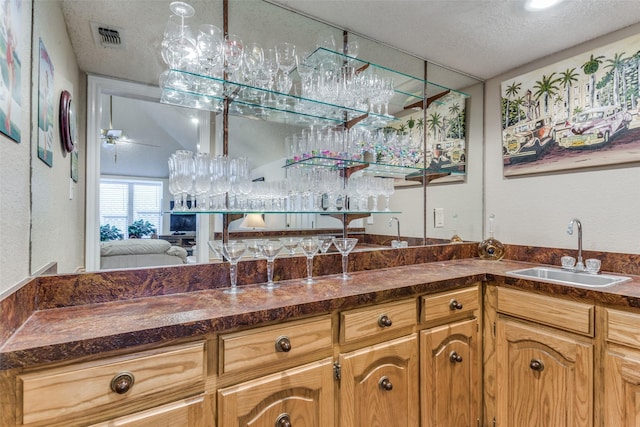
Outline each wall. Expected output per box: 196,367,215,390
485,23,640,254
0,1,84,296
0,1,32,296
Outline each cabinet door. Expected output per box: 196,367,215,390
339,334,419,427
421,318,478,427
604,346,640,427
218,358,334,427
496,317,593,427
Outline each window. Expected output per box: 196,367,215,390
100,179,163,238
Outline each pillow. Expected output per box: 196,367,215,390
101,239,172,256
166,245,188,262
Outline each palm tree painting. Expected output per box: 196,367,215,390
501,32,640,177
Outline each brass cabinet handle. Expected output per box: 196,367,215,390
275,336,292,352
449,299,463,310
110,371,135,394
449,351,463,363
378,376,393,391
275,413,291,427
378,314,393,328
530,359,544,372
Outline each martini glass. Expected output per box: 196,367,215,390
244,239,265,259
300,238,320,284
258,240,284,290
332,238,358,280
318,236,333,254
219,242,247,294
207,240,222,261
280,237,302,256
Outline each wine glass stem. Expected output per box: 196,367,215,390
267,259,274,285
229,262,238,289
342,254,348,278
306,256,314,281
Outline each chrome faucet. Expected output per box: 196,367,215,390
567,218,585,271
389,217,400,241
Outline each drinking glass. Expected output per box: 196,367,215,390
381,178,395,211
280,237,301,256
244,239,264,259
332,237,358,280
318,236,333,254
258,240,284,289
300,238,320,284
220,241,247,294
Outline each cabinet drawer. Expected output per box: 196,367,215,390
497,287,594,336
340,298,416,344
219,315,332,375
606,307,640,347
421,285,479,324
18,342,205,426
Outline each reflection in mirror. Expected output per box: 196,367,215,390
35,0,484,274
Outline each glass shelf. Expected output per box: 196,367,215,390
161,69,400,129
167,210,401,215
160,48,470,128
285,155,425,177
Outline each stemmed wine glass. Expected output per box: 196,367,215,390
258,240,284,290
332,237,358,280
318,236,333,254
381,178,395,212
300,238,320,284
280,237,301,256
211,241,247,294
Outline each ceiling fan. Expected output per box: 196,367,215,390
100,95,160,148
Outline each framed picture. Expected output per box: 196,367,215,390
71,147,78,182
501,33,640,177
37,39,54,167
0,0,23,143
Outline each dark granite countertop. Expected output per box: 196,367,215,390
2,257,640,370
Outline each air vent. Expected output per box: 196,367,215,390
90,22,125,49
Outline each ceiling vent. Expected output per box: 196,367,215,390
90,22,125,49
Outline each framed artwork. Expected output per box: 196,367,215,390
37,39,54,167
0,0,23,143
502,33,640,177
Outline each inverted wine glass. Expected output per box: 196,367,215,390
220,241,247,294
332,237,358,280
300,238,320,284
258,240,284,290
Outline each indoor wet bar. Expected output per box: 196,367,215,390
2,0,640,426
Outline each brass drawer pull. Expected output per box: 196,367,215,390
530,359,544,372
276,413,291,427
378,314,393,328
449,351,463,363
449,299,463,310
275,336,292,352
378,376,393,391
110,371,135,394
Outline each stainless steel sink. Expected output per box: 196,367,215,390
507,267,631,288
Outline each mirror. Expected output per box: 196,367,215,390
32,0,484,273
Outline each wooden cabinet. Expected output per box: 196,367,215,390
217,358,334,427
494,287,594,427
603,307,640,426
338,334,419,427
420,318,478,427
420,285,480,427
15,342,206,427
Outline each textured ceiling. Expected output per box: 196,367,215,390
61,0,640,85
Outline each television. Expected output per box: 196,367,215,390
169,214,197,235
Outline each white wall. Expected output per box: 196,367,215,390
0,1,84,296
30,1,85,276
0,1,32,295
485,23,640,254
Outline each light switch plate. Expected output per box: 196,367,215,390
434,208,444,228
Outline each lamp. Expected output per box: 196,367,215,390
240,214,266,230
